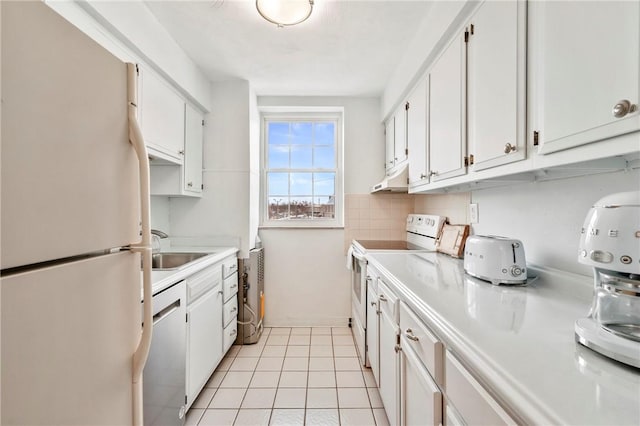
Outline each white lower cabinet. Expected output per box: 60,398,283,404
366,278,380,383
445,351,517,426
378,280,400,426
400,335,442,426
186,279,223,407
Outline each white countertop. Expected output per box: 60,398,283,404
367,252,640,425
149,246,238,296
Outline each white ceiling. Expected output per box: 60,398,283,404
144,0,433,97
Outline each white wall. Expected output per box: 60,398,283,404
259,229,350,327
256,96,383,326
169,80,257,258
471,169,640,276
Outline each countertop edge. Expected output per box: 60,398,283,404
150,246,239,296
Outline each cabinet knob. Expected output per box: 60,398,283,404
187,182,193,187
612,99,637,118
429,171,438,177
370,301,377,306
394,344,402,353
178,150,185,155
420,173,427,179
378,294,388,302
504,143,517,154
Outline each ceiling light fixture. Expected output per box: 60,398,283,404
256,0,314,27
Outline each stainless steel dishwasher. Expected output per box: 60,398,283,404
143,280,187,426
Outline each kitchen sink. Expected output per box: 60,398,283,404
151,252,209,270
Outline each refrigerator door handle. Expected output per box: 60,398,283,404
126,63,152,426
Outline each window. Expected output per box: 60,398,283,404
261,111,343,227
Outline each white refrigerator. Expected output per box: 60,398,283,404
1,2,153,425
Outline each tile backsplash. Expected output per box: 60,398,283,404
343,192,470,251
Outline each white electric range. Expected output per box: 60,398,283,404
348,214,446,366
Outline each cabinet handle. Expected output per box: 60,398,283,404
379,294,388,302
612,99,637,118
394,344,402,353
504,143,517,154
405,328,420,342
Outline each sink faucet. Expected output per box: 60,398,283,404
151,229,168,253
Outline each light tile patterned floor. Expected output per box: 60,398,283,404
186,327,390,426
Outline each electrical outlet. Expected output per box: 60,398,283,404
469,203,479,224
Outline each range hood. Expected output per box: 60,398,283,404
371,163,409,193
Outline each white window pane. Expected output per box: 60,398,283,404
268,122,289,144
313,146,335,168
291,122,313,144
268,145,289,168
290,172,312,196
315,122,335,145
291,145,312,168
314,173,335,196
268,172,288,196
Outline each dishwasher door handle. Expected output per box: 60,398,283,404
153,300,181,325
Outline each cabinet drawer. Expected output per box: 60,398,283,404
445,351,516,426
223,296,238,327
378,279,398,324
222,256,238,279
223,321,237,352
187,265,221,303
399,302,444,386
401,334,442,426
223,273,238,303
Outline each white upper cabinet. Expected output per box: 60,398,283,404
394,103,408,166
407,78,429,187
385,117,396,172
533,1,640,154
429,33,467,182
467,0,526,171
183,104,204,195
138,66,185,163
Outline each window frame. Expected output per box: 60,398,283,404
260,108,344,228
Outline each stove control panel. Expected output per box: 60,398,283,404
406,214,447,238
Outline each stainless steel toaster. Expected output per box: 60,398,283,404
463,235,527,285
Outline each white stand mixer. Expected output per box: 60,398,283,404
575,191,640,368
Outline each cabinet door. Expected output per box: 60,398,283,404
187,288,223,405
429,33,467,181
184,104,204,194
379,303,399,425
139,66,185,162
385,117,396,172
400,337,442,426
407,78,429,186
366,283,380,384
534,1,640,154
468,0,526,171
394,104,408,166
